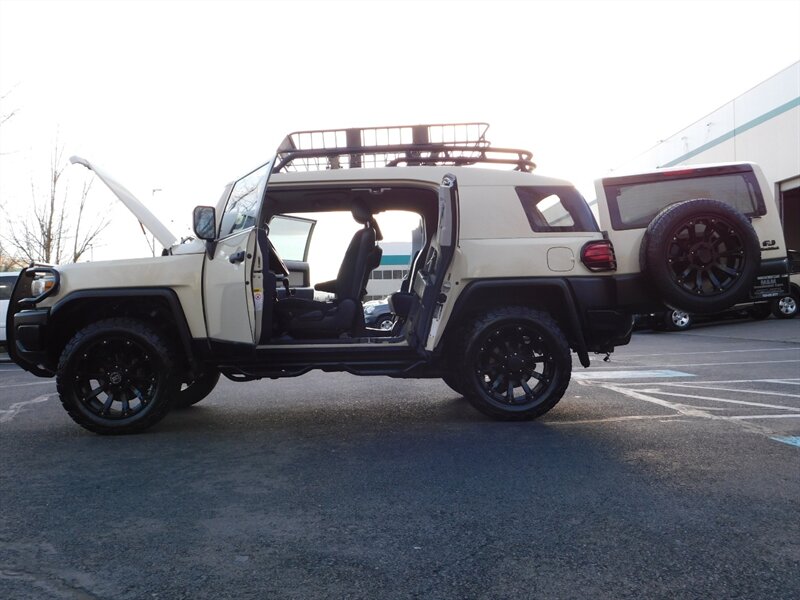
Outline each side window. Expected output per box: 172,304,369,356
516,186,598,232
0,276,16,300
219,164,270,237
268,215,316,262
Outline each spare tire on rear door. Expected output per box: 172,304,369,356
640,198,760,314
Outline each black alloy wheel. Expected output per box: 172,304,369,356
56,319,176,434
665,215,747,298
459,307,571,420
642,199,760,314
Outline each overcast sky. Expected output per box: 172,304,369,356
1,0,799,261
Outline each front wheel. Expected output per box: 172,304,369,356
56,318,178,434
456,307,571,421
173,367,221,409
441,370,464,396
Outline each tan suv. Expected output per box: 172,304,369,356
6,123,789,434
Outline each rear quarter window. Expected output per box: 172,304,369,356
604,168,765,230
516,186,599,233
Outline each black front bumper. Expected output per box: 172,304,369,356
6,266,59,377
9,308,54,376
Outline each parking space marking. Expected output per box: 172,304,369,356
549,414,685,426
637,389,800,410
3,381,56,389
622,378,800,386
572,369,693,380
658,383,800,398
582,379,800,444
0,394,54,423
730,414,800,420
621,347,800,358
771,436,800,447
591,359,800,369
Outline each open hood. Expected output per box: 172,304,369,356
70,156,177,249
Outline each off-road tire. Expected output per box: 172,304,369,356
748,304,772,320
641,198,760,314
173,367,221,409
441,370,464,396
56,318,178,435
456,307,571,421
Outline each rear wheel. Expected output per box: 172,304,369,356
663,309,693,331
747,304,772,320
456,307,571,421
56,318,178,434
375,315,394,331
771,289,798,319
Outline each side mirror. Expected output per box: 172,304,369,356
193,206,216,240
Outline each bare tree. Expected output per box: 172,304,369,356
0,87,18,131
3,143,110,265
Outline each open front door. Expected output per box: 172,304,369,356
203,160,273,346
408,174,459,353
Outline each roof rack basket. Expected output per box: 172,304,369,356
274,122,535,173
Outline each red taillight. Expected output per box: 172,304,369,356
581,240,617,272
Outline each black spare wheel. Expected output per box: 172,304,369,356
641,198,760,313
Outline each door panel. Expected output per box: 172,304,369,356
204,228,257,343
202,157,275,346
408,174,459,353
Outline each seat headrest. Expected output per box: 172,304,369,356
352,200,371,225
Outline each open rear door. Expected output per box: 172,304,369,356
407,174,459,353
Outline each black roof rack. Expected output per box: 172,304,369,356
273,123,535,173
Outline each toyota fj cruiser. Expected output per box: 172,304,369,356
6,123,790,434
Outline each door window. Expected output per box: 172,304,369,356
219,163,270,237
268,215,316,261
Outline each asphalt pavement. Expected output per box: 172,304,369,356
1,318,798,599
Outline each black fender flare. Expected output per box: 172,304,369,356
446,278,590,367
49,287,199,372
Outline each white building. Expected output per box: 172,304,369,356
616,61,800,250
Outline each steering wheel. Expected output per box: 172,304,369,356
267,238,290,277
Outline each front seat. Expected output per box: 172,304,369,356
274,200,382,338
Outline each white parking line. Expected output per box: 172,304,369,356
621,347,800,358
3,381,56,389
636,389,799,411
730,414,800,420
591,359,800,369
572,370,693,380
591,380,800,444
619,378,800,386
655,383,800,400
0,394,54,423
